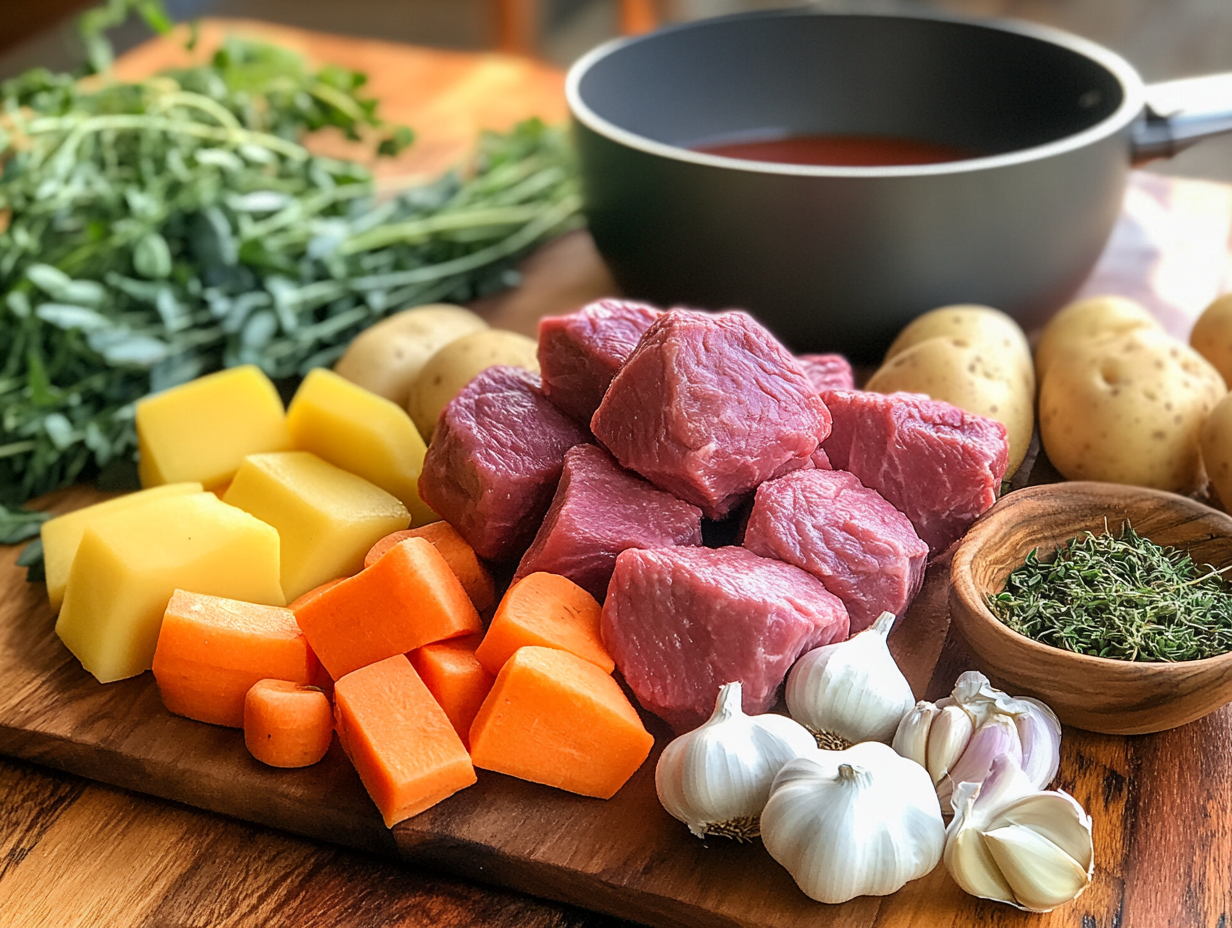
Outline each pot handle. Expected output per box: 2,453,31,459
1133,73,1232,163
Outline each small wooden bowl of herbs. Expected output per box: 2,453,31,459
950,481,1232,734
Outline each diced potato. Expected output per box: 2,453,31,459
41,482,205,612
223,451,410,601
287,368,436,526
55,494,285,683
137,365,291,489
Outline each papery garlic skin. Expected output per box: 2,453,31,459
945,754,1094,913
785,611,916,748
762,741,945,904
891,671,1062,811
655,681,817,840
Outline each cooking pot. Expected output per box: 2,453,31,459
566,9,1232,361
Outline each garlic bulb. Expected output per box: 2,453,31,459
655,681,817,840
762,741,945,904
945,754,1094,912
892,671,1061,813
785,611,916,749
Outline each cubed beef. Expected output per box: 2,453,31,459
514,445,703,599
537,299,662,424
591,310,829,520
602,545,849,733
811,447,832,469
744,469,928,633
820,390,1009,555
797,353,855,392
418,366,590,562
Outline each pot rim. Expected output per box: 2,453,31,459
565,8,1147,178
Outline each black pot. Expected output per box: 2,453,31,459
567,9,1232,362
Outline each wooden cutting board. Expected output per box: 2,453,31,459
2,488,1229,928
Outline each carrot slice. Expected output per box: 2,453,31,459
295,537,481,680
365,522,496,613
474,572,613,676
288,577,347,611
244,679,333,768
410,636,493,748
152,591,318,728
334,654,476,827
469,646,653,799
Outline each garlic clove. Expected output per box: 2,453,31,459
969,753,1038,822
943,789,1018,907
937,714,1023,813
995,790,1094,871
982,823,1092,912
1015,698,1062,789
925,704,974,786
785,611,916,747
893,700,939,770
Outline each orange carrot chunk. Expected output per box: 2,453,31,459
474,572,613,676
153,590,318,728
295,537,481,680
365,522,496,613
469,646,653,799
244,679,333,768
410,636,494,748
334,654,476,827
288,577,347,611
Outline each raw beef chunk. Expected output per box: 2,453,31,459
537,299,662,424
797,353,855,392
591,310,830,520
418,366,590,562
811,447,832,470
514,445,703,599
602,545,849,733
744,469,928,633
820,390,1008,555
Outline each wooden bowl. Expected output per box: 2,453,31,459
950,481,1232,734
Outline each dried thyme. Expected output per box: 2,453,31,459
987,524,1232,662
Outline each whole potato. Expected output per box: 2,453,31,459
1201,393,1232,507
408,329,540,439
884,304,1034,394
1039,328,1226,493
333,304,488,406
1190,293,1232,387
866,336,1033,476
1034,295,1161,380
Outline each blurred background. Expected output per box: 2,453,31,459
2,0,1232,180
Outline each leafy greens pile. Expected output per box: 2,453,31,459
0,3,582,543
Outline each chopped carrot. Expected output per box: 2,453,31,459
469,646,653,799
288,577,347,611
365,522,496,613
295,537,481,680
244,679,334,768
152,590,318,728
334,654,476,827
410,635,493,748
474,572,613,676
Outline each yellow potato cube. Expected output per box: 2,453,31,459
41,483,206,612
223,451,410,601
137,365,291,489
55,494,284,684
287,368,437,525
